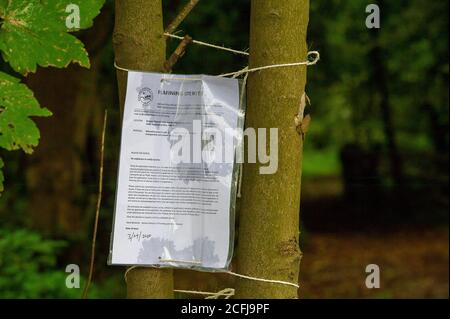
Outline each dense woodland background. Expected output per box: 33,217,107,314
0,0,448,298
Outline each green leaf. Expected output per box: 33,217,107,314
0,157,4,193
0,71,51,153
0,0,105,74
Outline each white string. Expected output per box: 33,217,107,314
115,52,320,79
158,258,202,265
226,270,300,289
219,51,320,78
155,261,298,292
125,266,299,290
114,61,132,73
124,265,137,283
164,32,250,56
174,288,235,299
114,32,320,78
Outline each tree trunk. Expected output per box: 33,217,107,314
113,0,174,299
235,0,309,299
370,0,404,186
370,44,404,186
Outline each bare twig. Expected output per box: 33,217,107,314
164,35,193,72
81,109,107,299
165,0,200,34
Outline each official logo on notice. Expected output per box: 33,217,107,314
138,87,153,106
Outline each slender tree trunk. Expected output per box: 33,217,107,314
370,0,404,186
423,67,449,155
235,0,309,299
113,0,174,298
370,44,404,186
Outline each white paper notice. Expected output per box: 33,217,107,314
110,71,240,270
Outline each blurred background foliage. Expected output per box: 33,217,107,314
0,0,448,298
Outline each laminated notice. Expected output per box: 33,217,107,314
109,71,243,270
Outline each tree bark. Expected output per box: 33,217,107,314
235,0,309,299
113,0,174,298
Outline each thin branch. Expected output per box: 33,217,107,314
164,35,192,72
81,109,107,299
165,0,200,34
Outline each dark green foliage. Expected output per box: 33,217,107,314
0,228,74,298
0,228,125,298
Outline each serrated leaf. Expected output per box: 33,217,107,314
0,0,105,74
0,71,52,153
